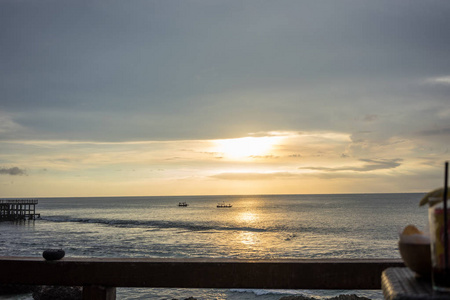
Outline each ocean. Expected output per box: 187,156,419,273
0,193,428,300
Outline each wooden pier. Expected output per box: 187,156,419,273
0,199,40,220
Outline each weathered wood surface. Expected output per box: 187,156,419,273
0,257,403,289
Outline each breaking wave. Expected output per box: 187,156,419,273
41,216,268,233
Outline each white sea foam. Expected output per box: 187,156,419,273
229,288,384,300
230,288,305,296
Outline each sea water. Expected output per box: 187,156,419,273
0,193,428,299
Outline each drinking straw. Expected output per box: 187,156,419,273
444,161,449,271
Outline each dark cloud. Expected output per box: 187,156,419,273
1,1,450,142
418,127,450,137
300,158,402,172
0,167,27,176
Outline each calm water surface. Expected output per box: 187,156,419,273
0,193,428,299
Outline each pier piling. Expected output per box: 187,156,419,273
0,199,40,220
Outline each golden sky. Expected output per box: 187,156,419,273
1,130,446,197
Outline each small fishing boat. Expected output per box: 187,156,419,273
217,202,232,208
178,202,188,207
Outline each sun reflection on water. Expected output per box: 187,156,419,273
237,211,258,223
235,210,261,246
238,231,259,245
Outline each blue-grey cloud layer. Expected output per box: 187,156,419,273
1,0,450,142
0,167,26,176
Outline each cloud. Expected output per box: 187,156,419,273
309,171,383,180
363,114,378,122
2,1,450,143
426,76,450,85
299,158,402,172
0,112,25,136
249,155,279,159
0,167,27,176
211,172,298,180
418,127,450,137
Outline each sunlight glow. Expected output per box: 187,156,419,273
213,136,282,159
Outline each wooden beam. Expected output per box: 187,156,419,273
0,257,403,290
83,285,116,300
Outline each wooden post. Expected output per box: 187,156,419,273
82,285,116,300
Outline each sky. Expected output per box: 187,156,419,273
1,0,449,197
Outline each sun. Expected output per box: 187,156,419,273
213,136,281,159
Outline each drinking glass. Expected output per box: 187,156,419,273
429,198,450,291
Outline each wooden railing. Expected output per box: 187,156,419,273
0,257,404,300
